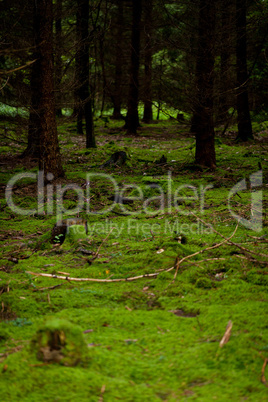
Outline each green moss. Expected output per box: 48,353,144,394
0,118,267,401
195,277,214,289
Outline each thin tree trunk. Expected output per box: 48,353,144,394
218,0,232,123
37,0,64,178
99,38,107,118
75,0,96,147
235,0,253,141
75,0,85,135
112,0,124,120
22,1,42,158
23,60,41,158
142,0,153,123
125,0,142,135
192,0,216,169
23,0,64,179
55,0,63,117
99,0,109,118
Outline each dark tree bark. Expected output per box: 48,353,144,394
22,0,42,159
55,0,63,117
235,0,253,141
142,0,153,123
218,0,233,123
125,0,142,135
75,1,84,135
75,0,96,147
99,0,110,118
23,46,41,158
112,0,124,120
192,0,216,169
23,0,64,179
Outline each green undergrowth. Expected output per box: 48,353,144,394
0,118,267,401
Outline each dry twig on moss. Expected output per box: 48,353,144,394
172,223,239,281
26,222,240,284
89,227,115,263
192,213,268,259
25,271,161,283
219,320,233,347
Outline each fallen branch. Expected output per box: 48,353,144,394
234,254,268,266
26,222,240,284
172,223,239,281
219,320,233,347
192,213,268,259
25,271,160,282
26,232,235,284
89,227,115,263
33,284,62,292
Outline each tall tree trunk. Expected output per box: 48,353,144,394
142,0,153,123
125,0,142,135
75,0,96,148
55,0,63,118
75,0,84,134
37,0,64,177
235,0,253,141
22,0,42,158
23,0,64,179
99,0,109,118
112,0,124,120
23,53,41,158
218,0,232,123
192,0,216,169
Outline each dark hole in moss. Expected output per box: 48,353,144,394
170,309,199,318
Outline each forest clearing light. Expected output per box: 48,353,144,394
5,170,263,232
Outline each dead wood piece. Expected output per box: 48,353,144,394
192,213,268,260
7,257,18,264
33,284,62,292
89,227,114,263
25,271,160,283
27,222,240,285
100,151,127,168
219,320,233,348
172,223,239,281
78,248,93,255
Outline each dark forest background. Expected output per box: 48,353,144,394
0,0,267,176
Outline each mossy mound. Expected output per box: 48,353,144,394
31,318,89,366
67,224,89,243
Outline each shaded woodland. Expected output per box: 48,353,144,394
0,0,267,173
0,2,268,400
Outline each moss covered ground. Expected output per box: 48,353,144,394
0,117,267,401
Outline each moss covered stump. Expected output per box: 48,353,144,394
31,318,89,366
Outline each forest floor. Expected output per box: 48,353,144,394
0,117,268,401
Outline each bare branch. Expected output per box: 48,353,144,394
0,59,36,75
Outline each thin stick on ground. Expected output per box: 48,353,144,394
25,271,160,283
192,213,268,259
219,320,233,347
89,227,115,262
33,284,62,292
26,226,238,284
172,223,239,281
